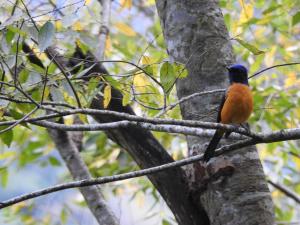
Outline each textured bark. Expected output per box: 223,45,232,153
68,48,209,225
156,0,275,224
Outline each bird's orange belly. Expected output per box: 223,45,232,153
220,84,253,124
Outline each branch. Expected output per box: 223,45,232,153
97,0,111,60
0,148,218,209
268,180,300,204
31,119,257,141
0,107,258,137
155,89,225,117
249,62,300,79
1,131,298,209
0,107,38,134
69,47,208,224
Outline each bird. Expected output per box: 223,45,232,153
203,64,253,162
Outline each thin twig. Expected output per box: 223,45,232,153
268,180,300,204
40,66,49,104
0,63,5,92
0,106,38,134
13,20,24,86
249,62,300,79
0,95,74,108
0,81,40,107
155,89,225,117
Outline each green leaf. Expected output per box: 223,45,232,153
122,91,131,106
16,102,35,114
0,127,13,147
9,109,25,120
160,61,175,94
0,151,16,160
235,38,265,55
74,63,96,78
38,21,55,51
18,69,29,83
19,142,44,167
224,14,231,29
76,39,89,54
160,61,188,95
48,156,61,166
162,219,171,225
60,208,68,224
0,167,8,187
5,29,15,43
292,12,300,26
262,5,282,15
103,85,111,108
143,64,154,77
7,25,27,37
174,62,188,78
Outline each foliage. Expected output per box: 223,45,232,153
0,0,299,224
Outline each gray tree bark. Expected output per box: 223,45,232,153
68,48,209,225
156,0,275,224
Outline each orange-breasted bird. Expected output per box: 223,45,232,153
203,64,253,161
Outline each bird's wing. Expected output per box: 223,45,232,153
217,91,227,122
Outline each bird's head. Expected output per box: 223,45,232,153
227,64,249,85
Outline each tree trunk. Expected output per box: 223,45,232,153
156,0,275,224
67,48,209,225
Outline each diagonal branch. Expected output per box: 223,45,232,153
268,180,300,204
2,130,300,209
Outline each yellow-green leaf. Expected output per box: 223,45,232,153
120,0,132,10
174,62,188,78
103,85,111,108
141,55,152,64
160,61,175,94
0,127,13,147
38,21,55,51
78,114,88,124
122,91,131,106
0,167,8,187
115,22,136,37
235,38,265,55
292,12,300,26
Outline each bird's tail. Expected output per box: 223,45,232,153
203,129,225,162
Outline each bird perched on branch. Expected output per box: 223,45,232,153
203,64,253,161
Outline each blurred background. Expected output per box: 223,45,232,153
0,0,300,224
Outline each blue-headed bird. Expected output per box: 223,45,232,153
203,64,253,161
